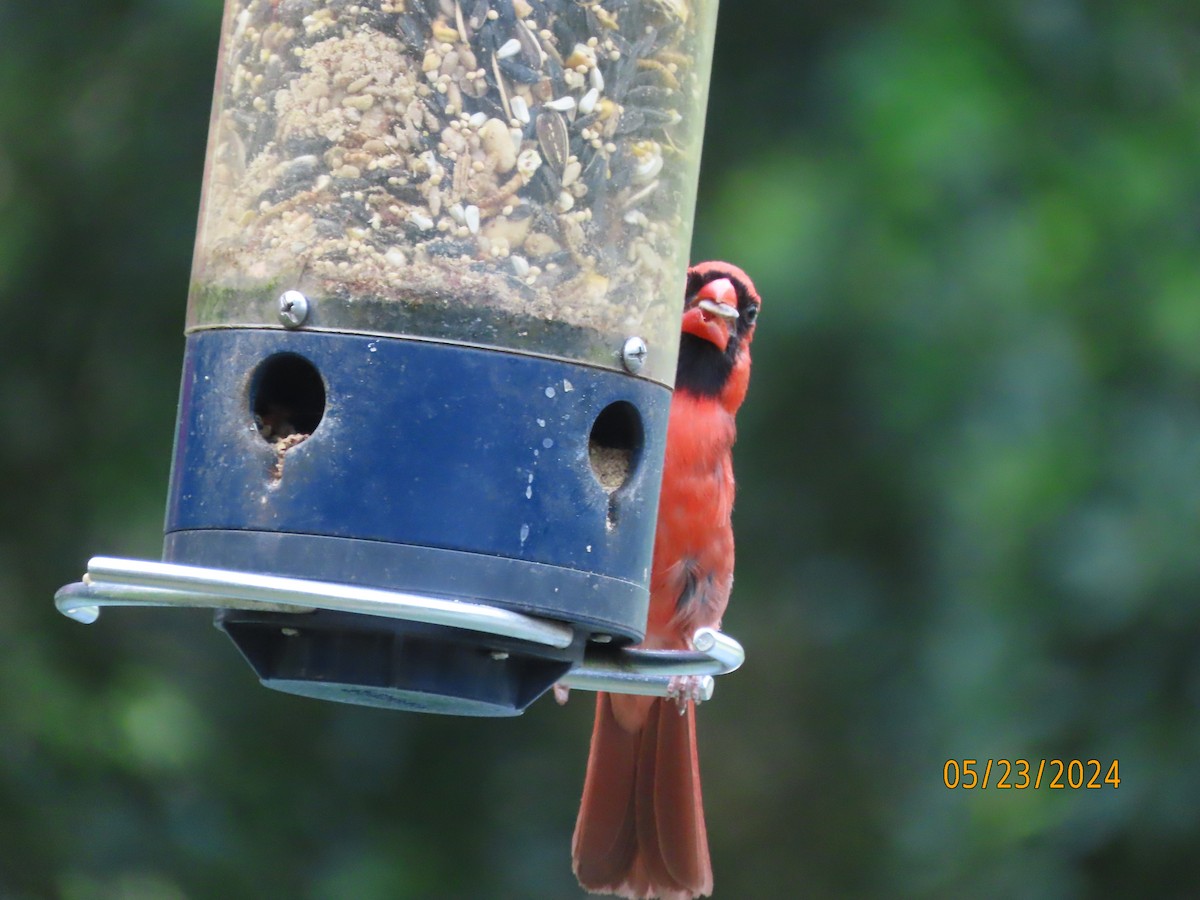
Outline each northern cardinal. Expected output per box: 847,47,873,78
571,261,760,899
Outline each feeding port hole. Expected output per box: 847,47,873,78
250,353,326,475
589,401,643,495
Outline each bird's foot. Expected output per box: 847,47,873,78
552,683,571,706
666,675,706,713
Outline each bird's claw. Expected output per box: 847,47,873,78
666,675,706,712
552,683,571,706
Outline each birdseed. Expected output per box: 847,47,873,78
187,0,716,383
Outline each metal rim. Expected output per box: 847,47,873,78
56,556,745,699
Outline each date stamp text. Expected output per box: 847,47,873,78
943,759,1120,789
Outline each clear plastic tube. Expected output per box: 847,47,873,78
187,0,719,385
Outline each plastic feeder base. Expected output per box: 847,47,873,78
216,608,583,716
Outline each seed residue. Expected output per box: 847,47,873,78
267,431,311,481
589,442,630,492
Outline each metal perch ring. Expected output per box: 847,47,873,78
55,557,744,701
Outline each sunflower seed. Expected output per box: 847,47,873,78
578,87,600,114
496,38,522,59
536,109,570,171
464,204,481,233
510,94,531,124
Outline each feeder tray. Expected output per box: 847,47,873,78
56,556,744,714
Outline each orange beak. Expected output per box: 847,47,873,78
682,278,739,352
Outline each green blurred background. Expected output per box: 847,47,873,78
3,0,1200,896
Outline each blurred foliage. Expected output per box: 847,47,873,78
3,0,1200,897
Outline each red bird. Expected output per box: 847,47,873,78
572,261,760,899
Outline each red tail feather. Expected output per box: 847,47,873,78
572,692,712,899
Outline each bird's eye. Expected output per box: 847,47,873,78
743,305,759,325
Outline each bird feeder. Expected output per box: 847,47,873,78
56,0,743,715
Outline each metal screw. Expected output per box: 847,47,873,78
621,336,647,373
278,290,309,328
